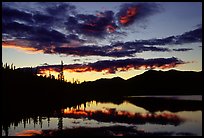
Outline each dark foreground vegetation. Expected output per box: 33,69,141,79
2,64,202,136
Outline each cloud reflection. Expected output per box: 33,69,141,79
63,107,185,126
15,129,42,136
26,126,196,136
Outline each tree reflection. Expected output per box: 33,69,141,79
56,109,63,131
2,122,9,136
58,117,63,131
47,117,50,127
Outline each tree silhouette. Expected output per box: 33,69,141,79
11,63,13,70
23,118,26,128
58,60,64,82
3,123,9,136
58,116,63,131
39,116,43,128
47,117,50,127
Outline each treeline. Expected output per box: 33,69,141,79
2,64,89,122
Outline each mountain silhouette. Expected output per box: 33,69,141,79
125,69,202,95
79,69,202,96
2,66,202,98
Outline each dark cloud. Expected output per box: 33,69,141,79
65,11,117,37
53,46,106,57
2,5,60,27
134,27,202,46
2,2,201,58
2,22,68,44
33,13,55,25
194,23,202,29
2,21,31,36
172,48,193,52
37,57,186,74
2,3,79,40
2,20,85,51
2,3,118,46
52,43,170,57
178,27,202,44
85,57,185,74
3,2,201,44
31,28,68,43
117,2,162,26
45,33,199,56
3,19,200,57
2,6,33,24
2,18,171,57
64,2,162,37
100,26,201,54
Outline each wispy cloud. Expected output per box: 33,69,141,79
172,48,193,52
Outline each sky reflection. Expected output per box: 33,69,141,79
65,100,148,114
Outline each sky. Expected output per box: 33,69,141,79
2,2,202,82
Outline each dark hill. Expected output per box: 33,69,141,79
79,69,202,96
79,77,125,97
89,77,124,85
125,69,202,95
2,67,202,99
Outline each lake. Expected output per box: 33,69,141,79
2,95,202,136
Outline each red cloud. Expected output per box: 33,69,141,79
120,6,138,25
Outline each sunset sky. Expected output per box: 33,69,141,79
2,2,202,82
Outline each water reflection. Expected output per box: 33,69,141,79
63,101,185,126
2,96,202,136
13,126,198,136
16,130,42,136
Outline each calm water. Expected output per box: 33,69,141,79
2,95,202,136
